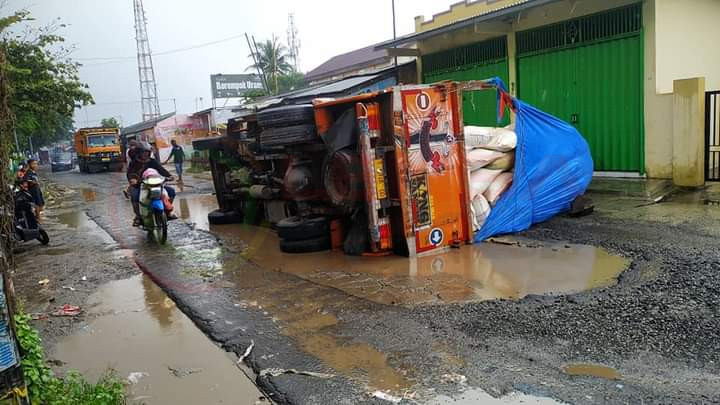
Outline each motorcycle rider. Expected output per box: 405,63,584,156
127,142,177,226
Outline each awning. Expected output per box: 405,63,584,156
375,0,560,49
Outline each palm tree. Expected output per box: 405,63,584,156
247,35,293,95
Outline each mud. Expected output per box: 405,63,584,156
28,170,720,405
562,363,621,380
183,194,628,305
52,275,263,404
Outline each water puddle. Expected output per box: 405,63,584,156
207,223,629,305
430,388,567,404
51,275,262,404
176,195,217,230
562,363,621,380
230,274,414,393
56,211,94,231
81,188,96,202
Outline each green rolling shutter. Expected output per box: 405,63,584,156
517,3,643,172
422,37,510,127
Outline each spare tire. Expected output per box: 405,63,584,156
279,236,331,253
323,149,363,211
276,216,329,241
208,209,244,225
260,124,317,147
258,104,315,128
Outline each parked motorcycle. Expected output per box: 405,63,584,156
10,186,49,246
138,174,171,244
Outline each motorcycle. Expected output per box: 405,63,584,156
9,186,49,246
138,175,171,244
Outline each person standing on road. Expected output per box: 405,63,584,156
23,159,44,220
163,139,185,182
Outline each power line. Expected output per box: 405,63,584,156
76,33,245,62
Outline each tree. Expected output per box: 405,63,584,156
1,10,94,150
100,117,120,128
278,71,305,94
247,36,293,95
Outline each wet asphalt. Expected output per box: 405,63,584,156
30,169,720,404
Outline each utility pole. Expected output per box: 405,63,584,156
246,33,269,93
133,0,161,122
392,0,398,70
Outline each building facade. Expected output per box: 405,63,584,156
380,0,720,181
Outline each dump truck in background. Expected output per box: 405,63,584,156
194,78,592,257
74,127,123,173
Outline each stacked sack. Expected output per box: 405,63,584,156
465,125,517,231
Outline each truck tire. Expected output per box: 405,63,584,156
276,216,329,241
279,235,331,253
258,104,315,128
208,209,244,225
323,149,363,211
260,124,317,147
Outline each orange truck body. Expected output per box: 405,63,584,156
74,127,123,173
314,82,471,257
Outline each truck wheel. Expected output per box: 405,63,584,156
260,124,317,147
258,104,315,128
208,209,244,225
323,149,363,211
279,235,331,253
276,216,329,241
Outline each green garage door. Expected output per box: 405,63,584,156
423,37,510,127
517,4,643,172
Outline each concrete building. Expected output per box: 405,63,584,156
379,0,720,184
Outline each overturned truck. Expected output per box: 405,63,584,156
194,78,593,257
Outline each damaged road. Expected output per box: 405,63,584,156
17,170,720,404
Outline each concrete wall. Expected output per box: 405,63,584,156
643,0,673,178
655,0,720,94
415,0,521,32
672,77,705,187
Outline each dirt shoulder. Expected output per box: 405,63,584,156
12,177,137,349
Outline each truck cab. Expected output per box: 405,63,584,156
74,127,123,173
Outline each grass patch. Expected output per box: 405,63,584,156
14,310,126,404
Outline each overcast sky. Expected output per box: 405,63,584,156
4,0,456,128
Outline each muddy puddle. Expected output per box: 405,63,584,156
213,224,628,305
51,275,263,404
562,363,621,380
179,194,630,305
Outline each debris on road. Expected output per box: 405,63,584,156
30,313,48,321
38,278,50,286
168,366,203,378
440,372,467,384
238,340,254,364
371,390,403,403
50,304,81,317
259,368,334,379
127,372,149,384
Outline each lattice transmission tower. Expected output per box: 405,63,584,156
287,13,300,72
133,0,161,121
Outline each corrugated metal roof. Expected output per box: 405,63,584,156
289,74,381,99
121,112,175,135
306,43,389,81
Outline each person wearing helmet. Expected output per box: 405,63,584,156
127,142,176,226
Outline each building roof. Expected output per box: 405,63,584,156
376,0,559,49
306,43,390,82
121,112,175,135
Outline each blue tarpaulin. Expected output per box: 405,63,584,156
474,78,593,242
